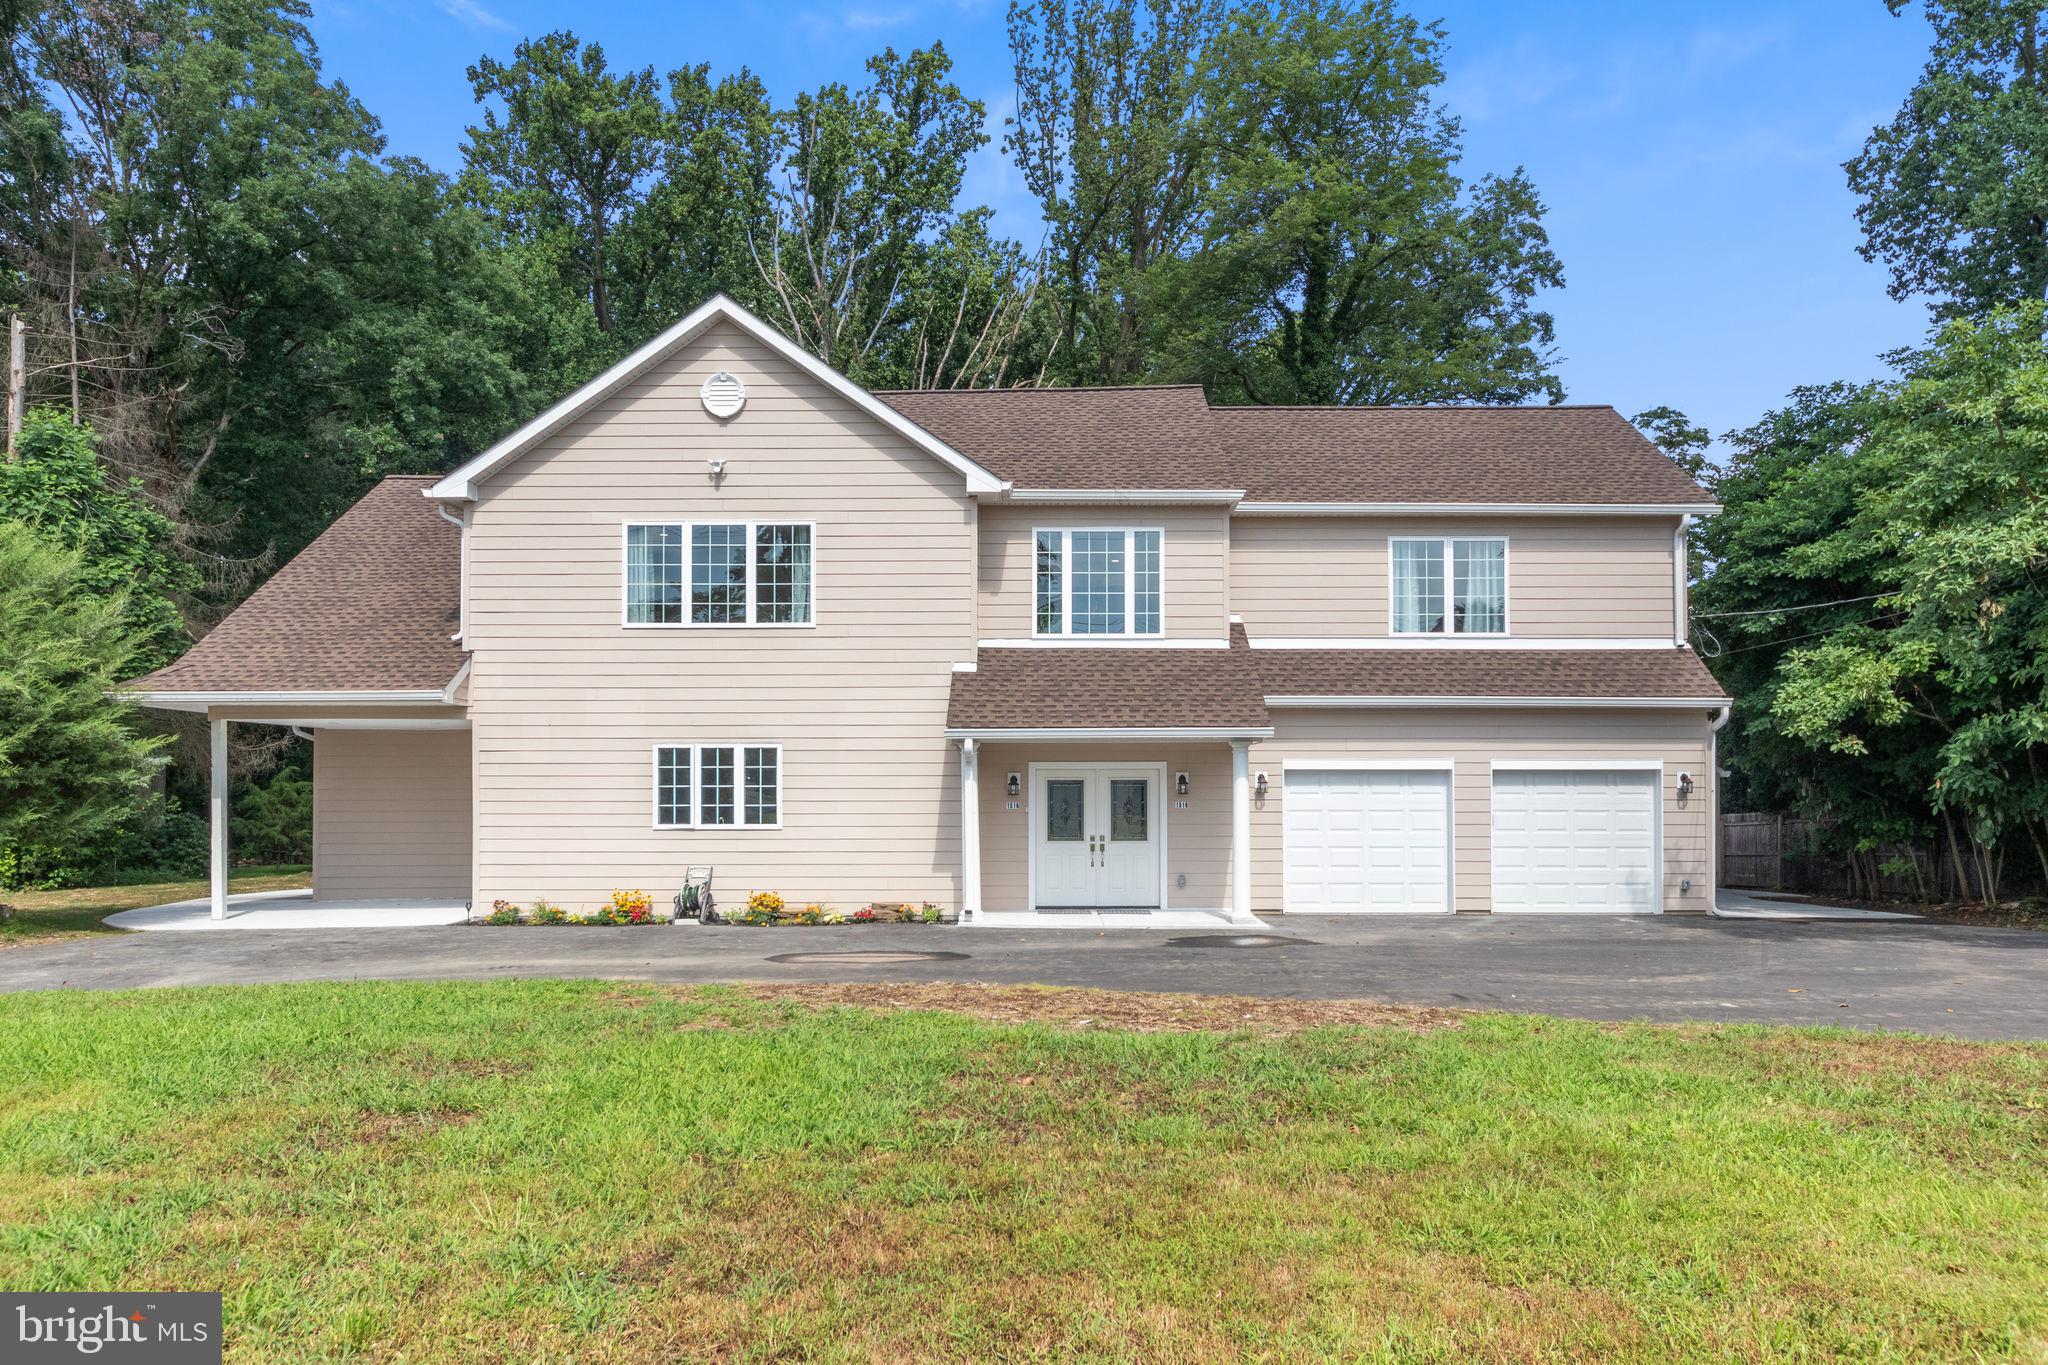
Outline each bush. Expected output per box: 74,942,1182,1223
0,795,209,892
485,900,522,925
529,899,565,925
232,771,312,864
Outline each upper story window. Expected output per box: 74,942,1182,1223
625,522,813,627
1034,528,1163,636
1391,537,1507,635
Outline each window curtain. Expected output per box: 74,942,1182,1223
1453,539,1506,633
1391,540,1445,633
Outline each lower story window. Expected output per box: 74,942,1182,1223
654,744,782,828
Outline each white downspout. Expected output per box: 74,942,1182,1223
1673,514,1691,648
1708,704,1732,915
436,502,469,643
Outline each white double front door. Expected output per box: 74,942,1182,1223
1032,767,1162,908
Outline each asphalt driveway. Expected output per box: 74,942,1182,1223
2,914,2043,1039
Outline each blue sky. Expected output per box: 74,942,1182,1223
308,0,1937,448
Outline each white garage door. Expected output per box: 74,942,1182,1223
1491,769,1660,913
1284,768,1451,913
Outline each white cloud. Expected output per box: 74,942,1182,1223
436,0,513,32
843,6,913,29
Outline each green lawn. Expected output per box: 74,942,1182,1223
0,865,311,947
0,981,2041,1362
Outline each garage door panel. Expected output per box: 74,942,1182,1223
1492,769,1659,914
1285,769,1451,914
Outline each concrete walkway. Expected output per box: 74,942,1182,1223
2,912,2042,1040
104,889,469,931
1712,889,1926,922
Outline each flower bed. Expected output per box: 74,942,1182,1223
714,894,951,927
477,891,658,926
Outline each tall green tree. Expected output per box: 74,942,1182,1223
0,522,164,856
1847,0,2048,315
2,0,534,589
1006,0,1222,385
1768,306,2048,898
1165,0,1562,405
0,410,198,672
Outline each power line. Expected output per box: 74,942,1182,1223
1696,592,1892,620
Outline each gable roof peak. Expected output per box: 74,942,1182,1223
423,294,1005,502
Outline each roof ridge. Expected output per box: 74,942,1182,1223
874,383,1209,395
1210,403,1617,413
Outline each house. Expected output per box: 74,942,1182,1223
126,295,1730,924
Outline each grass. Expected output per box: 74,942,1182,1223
0,865,311,947
0,982,2042,1362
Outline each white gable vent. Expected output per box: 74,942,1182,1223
701,371,746,419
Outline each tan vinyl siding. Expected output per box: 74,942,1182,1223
464,319,974,913
978,505,1230,641
1249,709,1713,914
1229,515,1678,639
312,728,471,899
974,742,1236,911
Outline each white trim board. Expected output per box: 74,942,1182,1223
976,638,1229,650
1247,637,1682,651
945,726,1275,741
424,294,1005,501
1233,502,1719,517
1000,489,1244,506
125,689,452,714
1263,696,1727,710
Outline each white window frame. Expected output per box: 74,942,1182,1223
1031,526,1166,639
1388,536,1509,637
651,742,785,830
621,521,817,629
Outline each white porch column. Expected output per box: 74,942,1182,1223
959,738,981,922
1230,740,1252,921
208,717,229,920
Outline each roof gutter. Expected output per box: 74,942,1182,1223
944,725,1275,741
1263,695,1732,709
993,488,1246,507
1234,501,1722,517
122,689,453,714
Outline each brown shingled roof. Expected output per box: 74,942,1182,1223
877,386,1218,490
126,476,463,695
874,389,1710,505
948,623,1271,731
1254,647,1729,701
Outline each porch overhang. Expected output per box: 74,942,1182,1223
946,726,1273,742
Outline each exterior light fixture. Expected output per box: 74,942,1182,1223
1175,772,1190,797
1254,771,1270,797
1006,773,1021,798
706,457,728,482
1676,771,1694,799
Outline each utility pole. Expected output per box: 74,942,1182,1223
5,314,23,457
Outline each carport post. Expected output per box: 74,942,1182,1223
209,717,229,920
1230,740,1251,920
959,738,981,922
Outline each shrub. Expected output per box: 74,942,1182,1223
529,899,566,925
485,900,522,926
232,771,313,865
920,902,943,924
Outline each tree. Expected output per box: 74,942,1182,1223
1768,306,2048,899
0,521,163,857
1847,0,2048,316
1166,0,1563,405
2,0,534,593
751,45,1010,384
463,31,665,340
0,409,198,672
1630,406,1712,483
1007,0,1221,384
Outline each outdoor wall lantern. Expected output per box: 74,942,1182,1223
1676,771,1695,799
1007,773,1021,798
1254,771,1270,797
1175,772,1190,797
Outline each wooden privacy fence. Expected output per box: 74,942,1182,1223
1721,812,2038,902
